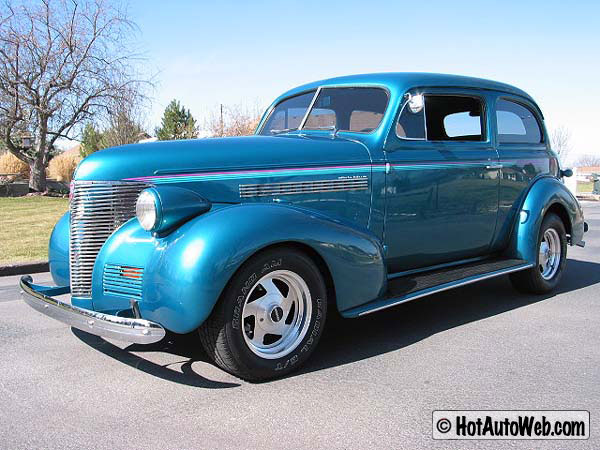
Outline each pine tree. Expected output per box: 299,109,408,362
155,100,199,140
80,123,105,158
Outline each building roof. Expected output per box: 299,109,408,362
577,166,600,175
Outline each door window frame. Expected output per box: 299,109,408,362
386,87,493,151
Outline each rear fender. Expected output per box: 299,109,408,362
504,176,585,263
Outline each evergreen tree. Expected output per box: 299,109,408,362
155,100,199,140
80,123,105,158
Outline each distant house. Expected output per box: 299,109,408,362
577,166,600,177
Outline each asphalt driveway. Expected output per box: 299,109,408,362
0,203,599,449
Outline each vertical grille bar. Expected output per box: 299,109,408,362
69,181,148,297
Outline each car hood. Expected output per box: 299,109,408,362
74,134,371,202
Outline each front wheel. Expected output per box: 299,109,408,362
199,248,327,381
510,213,567,294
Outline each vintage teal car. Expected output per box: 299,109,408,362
21,73,587,381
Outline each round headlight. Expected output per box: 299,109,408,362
136,190,158,231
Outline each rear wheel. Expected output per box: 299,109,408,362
510,213,567,294
199,248,327,381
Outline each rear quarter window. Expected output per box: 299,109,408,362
496,99,543,144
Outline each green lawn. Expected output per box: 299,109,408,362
0,196,69,265
577,181,593,193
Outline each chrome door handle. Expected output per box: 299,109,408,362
485,164,503,170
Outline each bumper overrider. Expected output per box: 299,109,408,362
20,276,165,344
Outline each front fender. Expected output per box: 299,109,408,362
93,203,386,333
505,176,585,263
48,211,70,286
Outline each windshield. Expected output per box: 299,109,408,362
259,90,316,135
303,87,388,133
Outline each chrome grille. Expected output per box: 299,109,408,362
70,181,148,297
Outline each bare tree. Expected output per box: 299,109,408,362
101,95,147,148
575,154,600,167
550,126,572,163
0,0,146,191
207,104,261,137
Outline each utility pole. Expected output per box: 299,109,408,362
220,104,224,137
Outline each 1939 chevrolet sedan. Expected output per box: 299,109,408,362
21,73,587,381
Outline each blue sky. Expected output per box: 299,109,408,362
130,0,599,161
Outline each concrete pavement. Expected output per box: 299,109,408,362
0,203,598,449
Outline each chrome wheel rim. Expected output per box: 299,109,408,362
539,228,561,280
241,270,312,359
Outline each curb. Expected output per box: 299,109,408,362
577,194,600,202
0,261,49,277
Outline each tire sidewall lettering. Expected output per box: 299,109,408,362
232,272,257,329
226,252,327,377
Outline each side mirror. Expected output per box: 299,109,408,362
560,168,573,178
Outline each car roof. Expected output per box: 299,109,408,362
274,72,540,113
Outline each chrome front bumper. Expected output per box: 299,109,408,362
20,275,165,344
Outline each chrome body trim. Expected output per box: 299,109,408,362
298,86,322,130
239,177,369,198
69,180,148,297
357,262,534,316
485,164,504,170
20,276,165,344
102,264,144,298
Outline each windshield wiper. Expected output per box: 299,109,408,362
307,125,336,130
304,125,340,137
269,128,297,135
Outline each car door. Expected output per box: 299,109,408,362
383,88,500,273
490,95,552,252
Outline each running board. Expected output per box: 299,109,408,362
342,258,533,317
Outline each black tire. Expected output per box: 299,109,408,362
509,213,567,294
199,247,327,381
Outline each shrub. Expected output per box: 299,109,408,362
48,152,81,182
0,152,30,178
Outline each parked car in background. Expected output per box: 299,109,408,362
21,73,587,381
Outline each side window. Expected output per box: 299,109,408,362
396,94,485,141
496,99,542,144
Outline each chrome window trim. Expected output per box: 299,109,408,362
298,86,322,130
